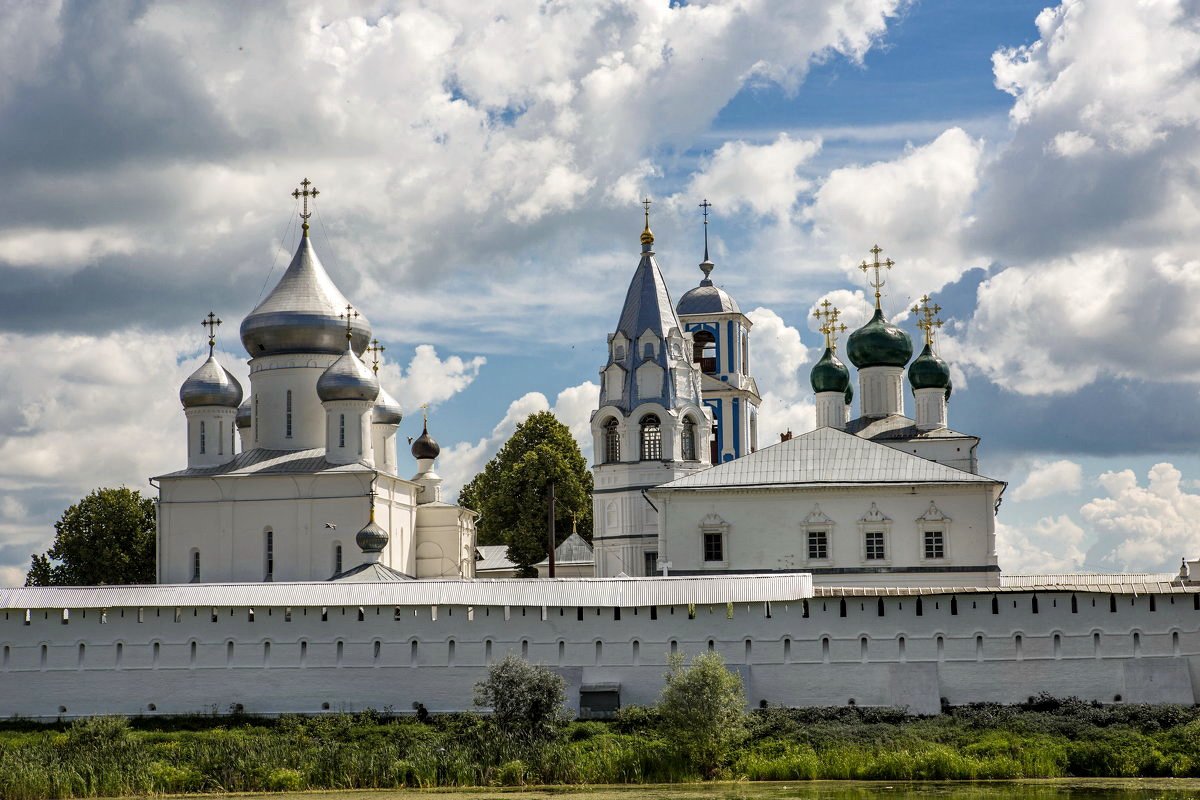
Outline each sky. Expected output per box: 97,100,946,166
1,0,1199,586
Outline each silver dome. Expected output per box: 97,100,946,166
317,345,380,402
240,236,371,358
677,258,740,315
235,399,251,429
373,386,403,425
355,518,389,553
180,356,244,409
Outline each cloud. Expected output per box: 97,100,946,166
1011,459,1083,502
1082,462,1200,572
677,134,821,219
996,515,1086,574
386,345,486,413
746,307,815,441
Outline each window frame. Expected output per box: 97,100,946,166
264,528,275,582
800,504,835,566
603,418,621,464
857,503,892,565
917,502,952,563
681,417,697,461
698,513,729,569
639,414,662,461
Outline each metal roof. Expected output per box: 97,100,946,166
816,580,1196,597
845,414,977,442
678,283,740,315
156,447,372,480
0,574,813,610
475,545,516,573
653,426,1002,491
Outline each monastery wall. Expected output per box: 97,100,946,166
2,588,1198,719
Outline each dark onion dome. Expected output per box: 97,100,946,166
317,343,380,402
235,399,251,429
677,258,740,315
908,343,953,399
240,236,371,357
844,382,854,406
810,347,850,394
355,512,389,553
411,420,440,460
180,356,244,408
373,386,403,425
847,308,913,369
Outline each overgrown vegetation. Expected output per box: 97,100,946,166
7,693,1200,797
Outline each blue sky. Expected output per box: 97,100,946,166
1,0,1198,583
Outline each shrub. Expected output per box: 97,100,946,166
473,654,569,745
657,651,746,778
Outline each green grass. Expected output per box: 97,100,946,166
5,697,1200,798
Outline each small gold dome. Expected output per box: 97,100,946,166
640,225,654,246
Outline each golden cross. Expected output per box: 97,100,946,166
912,294,943,347
339,304,358,342
366,339,386,374
201,311,222,355
640,196,654,246
812,299,847,352
292,178,320,236
859,244,895,310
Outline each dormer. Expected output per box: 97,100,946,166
637,330,660,362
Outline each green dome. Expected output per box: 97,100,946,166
810,347,850,394
908,343,952,394
844,382,854,405
847,308,913,369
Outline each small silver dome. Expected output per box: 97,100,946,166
373,387,403,425
235,399,251,428
677,258,740,315
180,356,244,409
317,344,380,402
240,236,371,358
355,517,389,553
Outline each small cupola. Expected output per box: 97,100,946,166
181,313,243,468
319,308,379,465
909,295,952,430
845,245,912,418
811,301,850,430
410,413,444,505
355,505,390,559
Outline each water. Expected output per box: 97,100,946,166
245,781,1200,800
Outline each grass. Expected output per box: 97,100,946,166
5,697,1200,798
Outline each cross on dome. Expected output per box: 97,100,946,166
859,244,895,310
640,197,654,247
202,311,222,356
292,178,320,237
339,305,359,342
913,294,944,347
813,300,847,352
699,198,712,262
367,339,386,374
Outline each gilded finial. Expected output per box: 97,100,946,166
859,244,894,310
640,197,654,247
367,339,386,374
201,312,222,357
292,178,320,237
812,300,847,352
339,304,358,343
912,294,944,347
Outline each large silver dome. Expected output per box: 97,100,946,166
240,236,371,357
317,346,380,402
180,356,244,409
373,386,403,425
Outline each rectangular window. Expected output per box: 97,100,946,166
644,551,658,576
218,421,224,455
865,530,885,561
199,420,206,454
265,530,274,581
807,530,828,560
339,414,345,448
286,391,293,438
924,529,945,559
335,544,343,574
703,532,723,563
191,551,200,582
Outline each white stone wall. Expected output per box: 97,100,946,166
247,355,337,451
2,590,1197,719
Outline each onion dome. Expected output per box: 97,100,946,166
240,235,371,357
908,343,953,398
235,399,251,429
317,341,380,402
373,387,403,425
678,261,741,315
847,308,913,369
844,382,854,406
355,509,389,553
411,420,440,460
810,347,850,394
180,356,243,408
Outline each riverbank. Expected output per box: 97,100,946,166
4,698,1200,799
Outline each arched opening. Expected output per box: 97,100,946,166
263,528,274,582
603,418,621,463
199,420,206,455
334,543,343,575
190,550,200,583
681,417,697,461
640,414,661,460
693,330,717,373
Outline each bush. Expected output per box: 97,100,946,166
657,651,746,778
473,654,569,745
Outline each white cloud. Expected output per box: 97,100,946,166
677,134,821,219
386,345,486,413
996,515,1086,574
746,307,815,441
1011,459,1083,502
1082,462,1200,572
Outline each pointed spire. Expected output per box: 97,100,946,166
698,198,714,285
640,197,654,250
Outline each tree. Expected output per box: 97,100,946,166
26,487,156,586
473,653,569,744
657,651,747,778
458,411,592,576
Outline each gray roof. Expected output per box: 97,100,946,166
678,283,740,315
329,562,414,582
0,574,814,609
845,414,977,442
652,426,1002,491
155,447,373,480
547,531,594,565
616,249,681,343
817,579,1194,596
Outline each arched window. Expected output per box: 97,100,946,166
254,395,259,442
334,543,343,575
604,418,621,463
640,414,661,461
218,421,224,455
339,414,346,448
681,417,697,461
264,529,274,582
191,550,200,582
693,330,717,373
199,421,206,454
285,390,293,438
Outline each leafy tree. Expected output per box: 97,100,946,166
658,651,747,777
458,411,592,576
473,653,569,744
26,487,156,586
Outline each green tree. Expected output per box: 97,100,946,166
473,653,569,744
458,411,592,576
658,651,747,778
26,487,156,586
